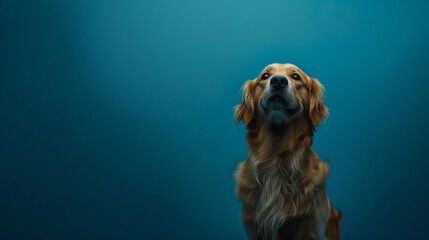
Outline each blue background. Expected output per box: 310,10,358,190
1,0,429,239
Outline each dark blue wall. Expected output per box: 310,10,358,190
1,1,429,239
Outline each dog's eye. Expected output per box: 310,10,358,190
261,73,270,80
291,73,301,80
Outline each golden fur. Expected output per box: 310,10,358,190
234,63,341,240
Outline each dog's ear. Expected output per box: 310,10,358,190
234,79,256,127
309,78,329,127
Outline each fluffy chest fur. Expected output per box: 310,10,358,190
235,148,330,238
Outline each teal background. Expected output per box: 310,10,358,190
1,0,429,239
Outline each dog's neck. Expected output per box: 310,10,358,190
246,117,314,172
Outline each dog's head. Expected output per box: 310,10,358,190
235,63,328,132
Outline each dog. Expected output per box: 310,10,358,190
234,63,341,240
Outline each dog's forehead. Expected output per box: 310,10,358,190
265,63,301,73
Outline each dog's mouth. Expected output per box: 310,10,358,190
263,95,299,129
265,95,298,117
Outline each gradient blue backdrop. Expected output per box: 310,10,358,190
1,1,429,239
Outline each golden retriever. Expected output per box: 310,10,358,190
234,63,341,240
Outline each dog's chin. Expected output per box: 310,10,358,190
265,99,299,132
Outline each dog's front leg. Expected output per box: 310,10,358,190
293,216,326,240
241,205,261,240
278,195,330,240
235,161,263,239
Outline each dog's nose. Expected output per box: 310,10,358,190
270,75,288,90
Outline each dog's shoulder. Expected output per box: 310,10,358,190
306,148,330,187
234,160,259,203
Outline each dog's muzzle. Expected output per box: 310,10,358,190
262,76,300,129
